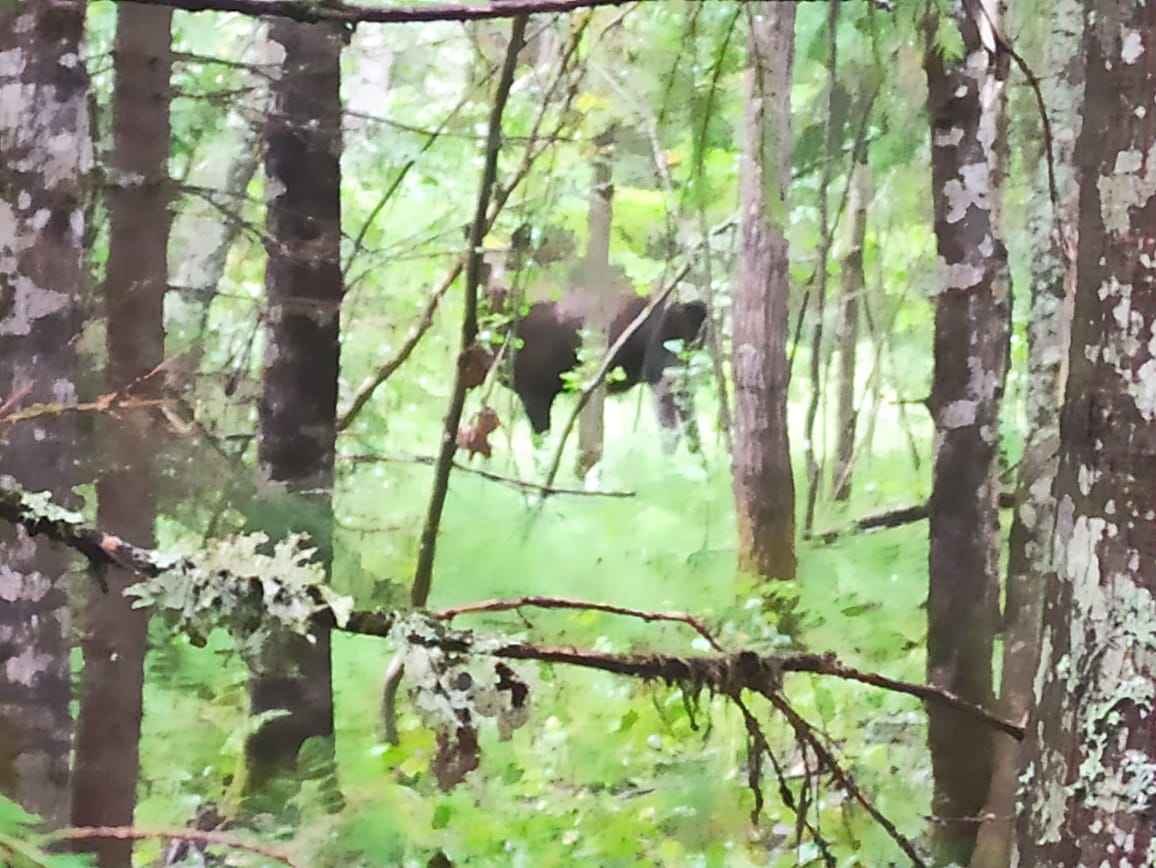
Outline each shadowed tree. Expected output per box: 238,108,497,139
0,0,89,830
1019,4,1156,864
71,5,172,865
922,2,1010,862
243,16,343,799
732,1,798,582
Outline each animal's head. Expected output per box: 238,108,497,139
667,300,708,345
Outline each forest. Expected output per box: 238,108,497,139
0,0,1152,866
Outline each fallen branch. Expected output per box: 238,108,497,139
0,476,1024,743
813,491,1016,543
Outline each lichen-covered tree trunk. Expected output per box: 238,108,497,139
732,2,797,582
971,2,1083,865
577,136,614,477
1018,6,1156,863
244,18,343,798
71,5,171,864
0,0,89,829
831,150,868,503
922,5,1010,863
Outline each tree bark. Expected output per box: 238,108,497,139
732,2,797,582
244,16,343,797
0,0,89,829
971,2,1082,865
1018,5,1156,864
922,3,1010,862
577,133,614,476
831,149,868,502
70,5,172,865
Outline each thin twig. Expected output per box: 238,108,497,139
347,452,636,498
433,595,725,652
762,690,928,867
0,396,174,426
745,697,836,865
780,653,1023,740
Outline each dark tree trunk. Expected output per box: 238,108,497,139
0,0,89,829
577,134,614,477
1018,5,1156,864
732,1,797,582
71,5,172,865
922,6,1010,863
244,17,343,797
972,2,1082,865
831,149,868,503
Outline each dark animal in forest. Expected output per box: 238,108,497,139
495,293,708,447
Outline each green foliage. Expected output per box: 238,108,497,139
0,798,94,868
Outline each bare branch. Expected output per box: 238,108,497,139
346,452,636,498
46,826,301,868
780,653,1023,740
433,595,724,652
116,0,633,26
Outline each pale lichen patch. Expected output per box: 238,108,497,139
0,48,25,77
1099,142,1156,236
1121,28,1145,64
1129,358,1156,420
934,126,965,148
940,399,978,428
5,646,55,687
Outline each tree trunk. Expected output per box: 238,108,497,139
1018,5,1156,864
802,0,839,536
71,5,171,865
0,0,89,829
922,4,1010,863
577,133,614,477
244,17,343,799
971,1,1082,865
732,2,797,582
831,149,869,502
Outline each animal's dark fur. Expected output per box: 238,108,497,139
499,293,708,442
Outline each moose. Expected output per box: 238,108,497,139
493,291,709,450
